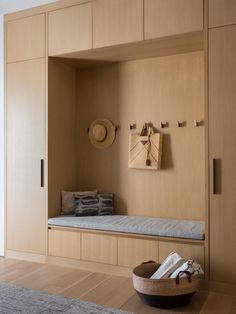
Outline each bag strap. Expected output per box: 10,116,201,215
176,271,192,285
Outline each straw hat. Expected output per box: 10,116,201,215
89,118,116,149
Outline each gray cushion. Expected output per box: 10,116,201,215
75,194,113,216
48,215,205,240
61,190,97,215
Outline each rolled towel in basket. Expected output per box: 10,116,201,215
170,260,204,278
150,252,185,279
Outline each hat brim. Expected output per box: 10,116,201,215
89,118,116,149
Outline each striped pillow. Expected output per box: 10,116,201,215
75,194,113,216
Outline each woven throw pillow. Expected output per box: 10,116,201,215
75,193,113,216
61,190,97,215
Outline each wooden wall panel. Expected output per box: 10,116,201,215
159,241,205,270
118,237,158,268
48,3,92,56
93,0,143,48
48,228,81,259
48,59,77,218
144,0,203,39
81,233,118,265
6,14,45,63
209,0,236,28
76,51,205,220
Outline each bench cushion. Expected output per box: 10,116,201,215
48,215,205,240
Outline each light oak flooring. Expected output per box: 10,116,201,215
0,258,235,313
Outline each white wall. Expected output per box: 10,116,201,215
0,0,57,256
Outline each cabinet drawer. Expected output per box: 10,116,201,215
118,237,158,268
48,3,92,56
209,0,236,28
6,14,45,63
144,0,203,40
93,0,143,48
48,228,81,259
81,233,117,265
159,241,204,270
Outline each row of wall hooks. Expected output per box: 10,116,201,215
129,120,203,130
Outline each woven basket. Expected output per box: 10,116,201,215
132,261,200,309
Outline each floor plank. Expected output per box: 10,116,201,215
80,275,135,308
199,292,233,314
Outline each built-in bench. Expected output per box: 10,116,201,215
47,215,205,276
48,215,205,240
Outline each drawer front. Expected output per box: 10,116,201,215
48,3,92,55
81,233,117,265
118,237,158,268
7,14,45,63
159,241,204,270
48,228,81,260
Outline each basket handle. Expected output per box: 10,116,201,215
176,271,192,285
142,261,156,264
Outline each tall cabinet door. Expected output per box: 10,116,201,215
209,25,236,284
6,58,46,255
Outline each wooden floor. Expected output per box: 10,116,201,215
0,258,235,313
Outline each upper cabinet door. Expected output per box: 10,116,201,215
209,0,236,28
6,14,45,63
93,0,143,48
144,0,203,40
48,3,92,56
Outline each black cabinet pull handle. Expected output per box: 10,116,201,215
41,159,44,187
212,158,216,194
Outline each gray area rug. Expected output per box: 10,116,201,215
0,282,133,314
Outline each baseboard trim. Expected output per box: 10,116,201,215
46,255,133,277
5,250,47,264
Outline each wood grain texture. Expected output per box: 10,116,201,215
48,229,81,260
6,14,45,63
93,0,143,48
81,233,118,265
76,51,205,220
48,59,77,218
6,59,46,255
209,0,236,28
159,241,205,270
118,237,158,267
48,3,92,56
209,25,236,284
144,0,204,39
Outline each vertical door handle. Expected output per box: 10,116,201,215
40,159,44,187
212,158,216,194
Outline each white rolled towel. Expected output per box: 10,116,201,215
150,252,185,279
170,260,204,278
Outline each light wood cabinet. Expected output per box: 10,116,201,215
48,228,81,259
6,14,45,63
48,3,92,56
144,0,203,40
81,233,118,265
118,237,158,268
6,59,46,255
93,0,143,48
209,25,236,284
159,241,205,270
209,0,236,28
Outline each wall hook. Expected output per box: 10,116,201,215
160,121,168,128
194,120,201,127
129,123,136,130
177,121,185,128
